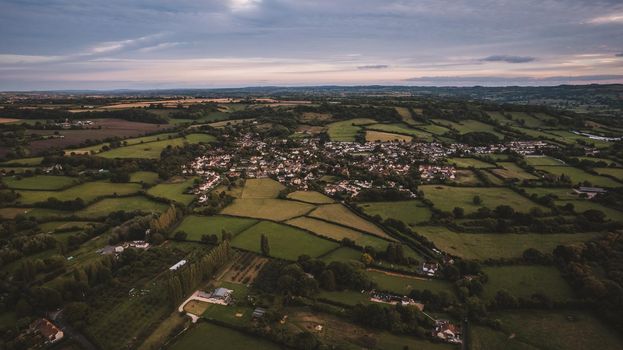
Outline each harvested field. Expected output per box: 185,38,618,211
365,130,412,142
221,198,315,221
308,203,390,238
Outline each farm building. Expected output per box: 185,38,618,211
30,318,64,344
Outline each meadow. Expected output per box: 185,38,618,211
222,198,315,221
129,171,160,184
2,175,78,190
241,178,284,198
482,265,574,301
366,270,455,296
327,118,376,141
286,190,334,204
594,167,623,181
556,200,623,221
394,107,418,125
534,165,621,187
75,196,169,218
447,157,495,168
309,203,390,238
524,155,565,166
320,247,363,263
98,133,216,159
169,323,281,350
174,215,258,241
146,177,196,205
432,119,503,138
492,162,538,180
15,181,141,204
358,200,432,226
366,123,434,141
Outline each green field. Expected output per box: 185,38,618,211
395,107,418,125
66,132,180,154
75,196,169,218
320,247,363,263
594,167,623,181
222,198,315,221
98,134,216,159
327,118,376,141
175,215,258,241
417,123,452,135
309,203,390,238
482,265,574,301
39,221,96,232
147,177,196,205
414,226,602,260
447,158,495,168
3,175,79,190
129,171,159,184
359,200,432,226
492,162,538,180
1,157,43,165
556,200,623,221
287,190,334,204
453,169,482,185
365,130,413,142
15,181,141,204
367,270,455,296
419,185,546,214
433,119,503,138
520,187,580,200
241,178,284,198
365,123,434,141
524,156,565,166
534,165,621,187
169,323,281,350
231,221,339,260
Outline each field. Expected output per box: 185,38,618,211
222,198,315,221
492,162,538,180
1,157,43,165
0,207,34,219
286,216,393,250
308,203,390,238
471,310,623,350
594,167,623,180
366,123,434,141
287,190,334,204
129,171,159,184
453,169,482,185
395,107,418,125
524,155,565,166
169,323,281,350
414,226,602,260
231,221,339,260
556,200,623,221
75,196,169,218
2,175,78,190
417,123,451,135
15,181,141,205
447,158,495,168
39,221,95,232
534,165,621,187
320,247,363,263
366,269,455,295
482,265,574,301
327,118,376,141
174,215,258,241
520,187,580,200
433,119,503,138
241,178,284,198
365,130,412,142
358,200,432,226
98,133,216,159
146,177,196,205
419,185,546,214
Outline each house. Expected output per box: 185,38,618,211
202,287,234,305
31,318,64,344
574,186,607,199
252,307,267,319
432,320,461,344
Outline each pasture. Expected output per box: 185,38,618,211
524,155,565,166
2,175,78,190
320,247,362,263
367,269,455,296
241,178,284,198
520,187,580,200
453,169,482,185
366,123,434,141
594,167,623,181
327,118,376,141
482,265,574,301
309,203,390,238
169,323,281,350
98,133,216,159
231,221,339,260
365,130,413,142
75,196,168,218
395,107,418,125
129,171,159,184
174,215,258,241
146,177,196,205
221,198,315,221
433,119,503,138
417,123,452,135
447,157,495,169
1,157,43,165
15,181,141,205
492,162,538,180
359,200,432,226
287,190,334,204
556,200,623,221
534,165,621,187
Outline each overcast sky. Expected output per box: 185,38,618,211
1,0,622,90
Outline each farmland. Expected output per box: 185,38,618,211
365,130,413,142
147,177,197,205
594,167,623,180
534,165,621,187
2,175,78,190
308,203,390,238
222,198,315,221
358,200,432,226
174,215,258,241
75,196,169,218
287,190,334,204
447,157,495,169
482,265,574,301
169,323,281,350
241,178,284,198
98,133,216,159
367,269,455,296
491,162,538,180
14,181,141,205
327,118,376,141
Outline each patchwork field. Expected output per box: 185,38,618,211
2,175,79,190
327,118,376,141
286,190,334,204
241,178,284,198
222,198,315,221
534,165,621,187
492,162,538,180
365,130,413,142
482,265,574,301
309,203,390,238
359,200,432,226
146,177,196,205
15,181,141,205
75,196,169,218
175,215,258,241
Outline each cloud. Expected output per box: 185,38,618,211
616,53,623,57
587,13,623,25
480,55,536,64
357,64,388,70
404,75,623,86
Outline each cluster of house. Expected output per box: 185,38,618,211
418,165,456,182
27,318,64,346
323,179,416,198
369,290,424,310
98,240,150,256
432,319,462,344
419,262,440,277
54,118,94,129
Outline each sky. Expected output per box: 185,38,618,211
0,0,623,90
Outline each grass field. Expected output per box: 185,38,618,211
98,133,215,159
433,119,503,138
286,216,393,250
320,247,362,263
481,170,505,185
241,178,284,198
146,177,196,205
231,221,339,260
594,167,623,181
453,169,482,185
67,132,180,155
520,187,580,200
309,203,390,238
556,200,623,221
447,158,495,169
534,165,621,187
129,171,159,184
419,185,546,214
414,226,602,260
39,221,96,232
395,107,419,125
417,123,452,135
482,265,574,301
359,200,432,226
222,198,315,221
365,130,413,142
169,323,281,350
492,162,538,180
327,118,376,141
367,270,455,295
287,190,334,204
366,123,434,141
524,155,565,166
3,175,78,190
1,157,43,166
175,215,258,241
75,196,169,218
0,207,34,219
15,181,141,205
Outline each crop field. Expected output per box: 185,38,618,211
241,178,284,198
129,171,159,184
231,221,339,260
534,165,621,187
556,200,623,221
482,265,574,301
365,123,434,141
222,198,315,221
414,226,602,260
286,190,334,204
359,200,432,227
170,323,281,350
75,196,169,218
327,118,376,141
286,216,393,250
15,181,141,205
366,269,455,296
419,185,546,214
309,203,390,238
98,133,216,159
471,310,623,350
320,247,362,263
2,175,78,190
594,167,623,180
524,155,566,166
175,215,258,241
365,130,413,142
492,162,538,180
447,157,495,168
146,177,196,205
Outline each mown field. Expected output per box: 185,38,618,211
15,181,141,205
2,175,79,190
359,200,432,226
482,265,574,301
146,177,196,205
174,215,258,241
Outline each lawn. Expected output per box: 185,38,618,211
75,196,169,218
359,200,432,227
482,265,574,301
524,155,566,166
414,226,602,260
534,165,621,187
327,118,376,141
175,215,258,241
287,190,334,204
286,216,394,250
15,181,141,205
221,198,315,221
492,162,538,180
129,171,159,184
3,175,79,190
309,203,390,238
447,158,495,169
231,221,339,260
147,177,196,205
241,178,284,198
594,167,623,181
98,133,215,159
419,185,546,214
366,270,455,296
169,323,281,350
365,130,413,142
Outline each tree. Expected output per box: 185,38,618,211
453,207,465,218
174,231,187,241
261,234,270,256
473,195,482,205
361,253,374,266
320,270,337,291
295,331,319,350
